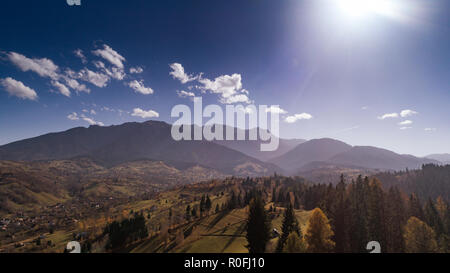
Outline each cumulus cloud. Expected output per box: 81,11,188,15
265,106,287,114
8,52,59,79
63,77,90,93
169,63,197,84
398,120,413,125
94,61,125,80
177,90,195,98
169,63,252,104
198,73,251,104
220,94,251,104
7,50,105,95
80,114,104,126
284,113,313,123
67,112,79,120
131,108,159,119
51,81,71,97
424,128,437,132
400,109,418,118
129,66,143,74
128,80,154,95
92,44,125,69
71,68,110,88
6,46,151,98
378,113,399,120
399,126,412,130
0,77,38,100
74,49,87,64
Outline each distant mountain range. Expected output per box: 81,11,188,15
269,138,440,174
426,153,450,165
269,138,352,171
0,121,281,177
0,121,445,179
211,125,306,161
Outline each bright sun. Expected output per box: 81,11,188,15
338,0,395,18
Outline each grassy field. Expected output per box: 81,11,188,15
129,204,313,253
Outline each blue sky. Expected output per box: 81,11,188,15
0,0,449,156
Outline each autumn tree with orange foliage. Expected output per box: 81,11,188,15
305,208,335,253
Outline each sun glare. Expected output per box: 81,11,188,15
337,0,396,18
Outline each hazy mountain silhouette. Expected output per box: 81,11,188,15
269,138,352,172
328,146,439,170
425,153,450,164
0,121,281,176
209,125,305,161
270,138,439,173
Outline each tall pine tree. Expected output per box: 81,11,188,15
276,203,301,252
246,196,271,253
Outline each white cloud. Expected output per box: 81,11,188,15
63,77,90,93
169,63,252,104
92,44,125,69
400,109,418,118
128,80,154,95
198,73,252,104
75,68,110,88
424,128,437,132
220,94,251,104
129,66,143,74
361,106,369,110
177,90,195,98
265,106,287,114
51,81,71,97
8,52,59,79
67,112,79,120
378,113,399,120
169,63,197,84
101,106,114,112
131,108,159,119
398,120,413,125
80,114,104,126
400,126,412,130
74,49,87,64
284,113,313,123
0,77,38,100
94,61,125,80
198,73,242,96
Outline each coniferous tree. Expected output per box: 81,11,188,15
276,203,301,252
283,232,307,253
424,198,444,237
205,195,212,213
367,179,387,251
185,205,191,221
331,174,350,252
200,195,206,216
191,207,197,218
348,175,369,252
408,194,424,221
245,196,271,253
385,187,406,252
215,204,220,214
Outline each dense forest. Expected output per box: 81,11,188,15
218,165,450,253
374,164,450,201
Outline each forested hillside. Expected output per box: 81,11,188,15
374,164,450,201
